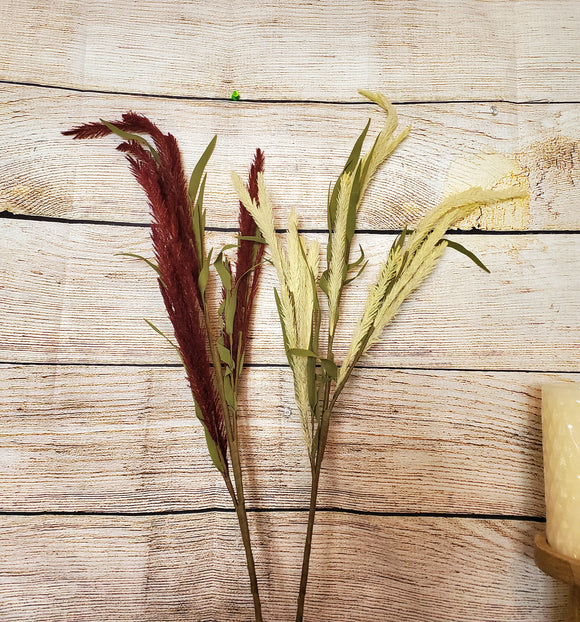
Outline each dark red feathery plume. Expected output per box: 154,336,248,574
64,114,227,464
228,149,266,361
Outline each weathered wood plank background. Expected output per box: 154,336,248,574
0,1,579,620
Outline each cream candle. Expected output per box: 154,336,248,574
542,381,580,560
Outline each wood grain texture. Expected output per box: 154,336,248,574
1,1,579,618
0,513,564,621
0,220,578,369
0,1,578,102
1,85,579,230
2,364,569,515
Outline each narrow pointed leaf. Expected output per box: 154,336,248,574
237,235,266,244
319,271,330,296
343,119,371,174
203,425,226,473
198,249,212,298
100,120,160,164
224,290,237,336
346,161,363,243
192,173,208,263
217,341,235,369
188,135,217,206
273,288,291,357
326,180,336,233
223,375,237,409
320,358,338,380
441,238,491,273
307,358,317,412
344,259,369,286
214,252,232,290
117,253,162,279
347,245,366,270
144,319,183,362
288,348,318,358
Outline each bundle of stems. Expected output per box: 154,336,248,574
65,95,526,620
233,90,527,621
64,116,266,621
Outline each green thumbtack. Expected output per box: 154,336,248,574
231,90,240,101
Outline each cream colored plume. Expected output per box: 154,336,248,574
325,90,411,337
338,185,528,384
232,171,320,448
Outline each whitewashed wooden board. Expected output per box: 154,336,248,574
1,0,579,619
1,86,578,230
0,222,577,369
0,0,578,102
0,514,563,621
1,364,567,515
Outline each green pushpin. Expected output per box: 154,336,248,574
231,90,240,101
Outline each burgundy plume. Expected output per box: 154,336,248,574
64,115,227,463
227,149,266,361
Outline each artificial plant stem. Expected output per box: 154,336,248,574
295,327,337,621
229,443,263,622
202,303,263,622
222,468,263,622
295,459,322,622
295,408,332,622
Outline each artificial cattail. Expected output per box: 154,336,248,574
64,115,227,464
228,148,266,361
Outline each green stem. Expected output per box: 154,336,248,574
295,342,354,622
295,407,332,622
203,304,263,622
223,463,263,622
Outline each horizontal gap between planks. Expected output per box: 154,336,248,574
1,78,577,107
1,212,578,237
1,361,578,376
0,507,545,522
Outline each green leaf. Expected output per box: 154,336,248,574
345,160,363,243
190,173,207,265
327,177,341,235
288,348,318,358
144,320,183,364
273,288,291,358
217,341,235,369
307,357,317,413
100,120,160,165
237,234,266,244
360,134,378,185
198,249,213,298
203,424,226,473
236,350,245,376
344,259,369,286
347,244,366,270
318,270,329,297
308,307,321,412
116,252,162,279
223,375,237,409
320,358,338,380
441,239,491,273
188,135,217,206
224,289,237,336
214,251,232,290
343,119,371,175
326,180,336,234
